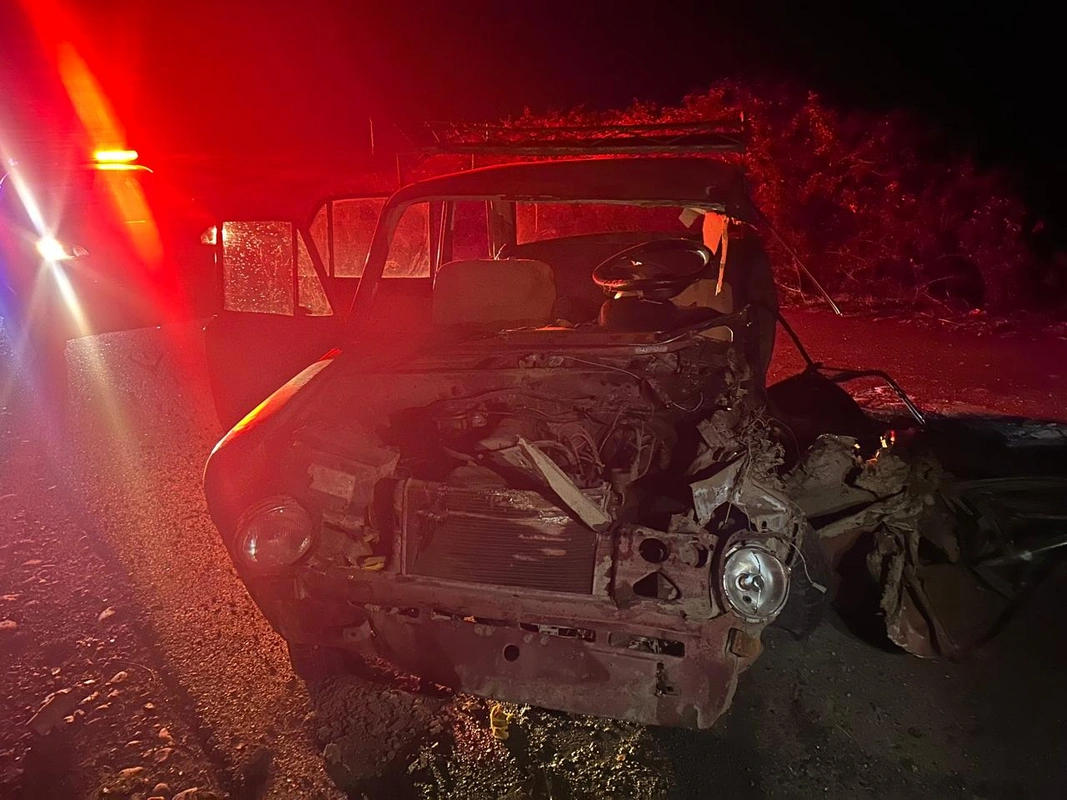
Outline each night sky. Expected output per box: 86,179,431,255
1,1,1062,211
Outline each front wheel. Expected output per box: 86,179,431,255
771,527,832,639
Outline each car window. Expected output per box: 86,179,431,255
384,202,431,278
308,197,429,279
221,220,331,316
221,221,293,315
331,198,383,277
450,200,491,261
1,168,152,228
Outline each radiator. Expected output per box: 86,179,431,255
400,480,599,594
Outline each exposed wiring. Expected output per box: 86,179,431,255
785,537,828,595
763,223,842,316
775,311,816,368
598,405,627,449
555,355,646,383
665,392,705,413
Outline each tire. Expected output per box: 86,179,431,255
771,526,832,639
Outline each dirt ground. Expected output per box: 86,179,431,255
2,312,1066,799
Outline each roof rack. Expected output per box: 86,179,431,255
376,117,746,157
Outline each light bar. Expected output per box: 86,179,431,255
93,149,138,163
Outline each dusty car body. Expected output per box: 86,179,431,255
203,152,828,728
202,141,1067,729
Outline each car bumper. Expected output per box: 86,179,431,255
244,567,762,729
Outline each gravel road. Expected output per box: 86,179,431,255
2,311,1065,799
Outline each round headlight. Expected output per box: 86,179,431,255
236,496,314,570
720,542,790,623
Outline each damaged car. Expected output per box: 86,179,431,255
200,126,1067,729
204,137,832,728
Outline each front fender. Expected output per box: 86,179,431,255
204,355,336,542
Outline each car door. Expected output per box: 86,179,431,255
203,195,436,430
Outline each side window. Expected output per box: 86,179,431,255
221,220,331,316
450,200,491,261
309,198,427,279
385,202,431,278
332,198,383,277
221,221,294,315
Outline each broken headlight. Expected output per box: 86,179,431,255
720,542,790,623
235,496,314,570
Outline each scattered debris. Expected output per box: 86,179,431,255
788,420,1067,659
29,686,92,735
101,765,148,795
489,703,512,740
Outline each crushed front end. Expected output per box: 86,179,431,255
205,321,808,728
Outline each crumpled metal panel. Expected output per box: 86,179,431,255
283,567,754,729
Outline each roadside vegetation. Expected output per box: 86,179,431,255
506,80,1064,315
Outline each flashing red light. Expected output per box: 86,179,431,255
93,149,138,163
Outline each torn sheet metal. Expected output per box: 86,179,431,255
306,433,400,511
736,478,795,535
871,528,1010,659
690,457,744,525
690,460,796,536
784,434,913,520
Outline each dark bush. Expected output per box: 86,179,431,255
506,80,1048,312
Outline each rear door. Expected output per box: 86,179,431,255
204,196,436,429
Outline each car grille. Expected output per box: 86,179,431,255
400,481,599,594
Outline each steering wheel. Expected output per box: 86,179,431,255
592,238,715,299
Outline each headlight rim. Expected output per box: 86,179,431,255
234,494,316,573
719,539,791,624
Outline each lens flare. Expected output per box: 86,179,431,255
49,37,162,267
35,236,87,260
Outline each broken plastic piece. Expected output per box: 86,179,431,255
517,438,611,531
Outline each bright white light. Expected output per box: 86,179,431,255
37,237,72,261
35,237,87,261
